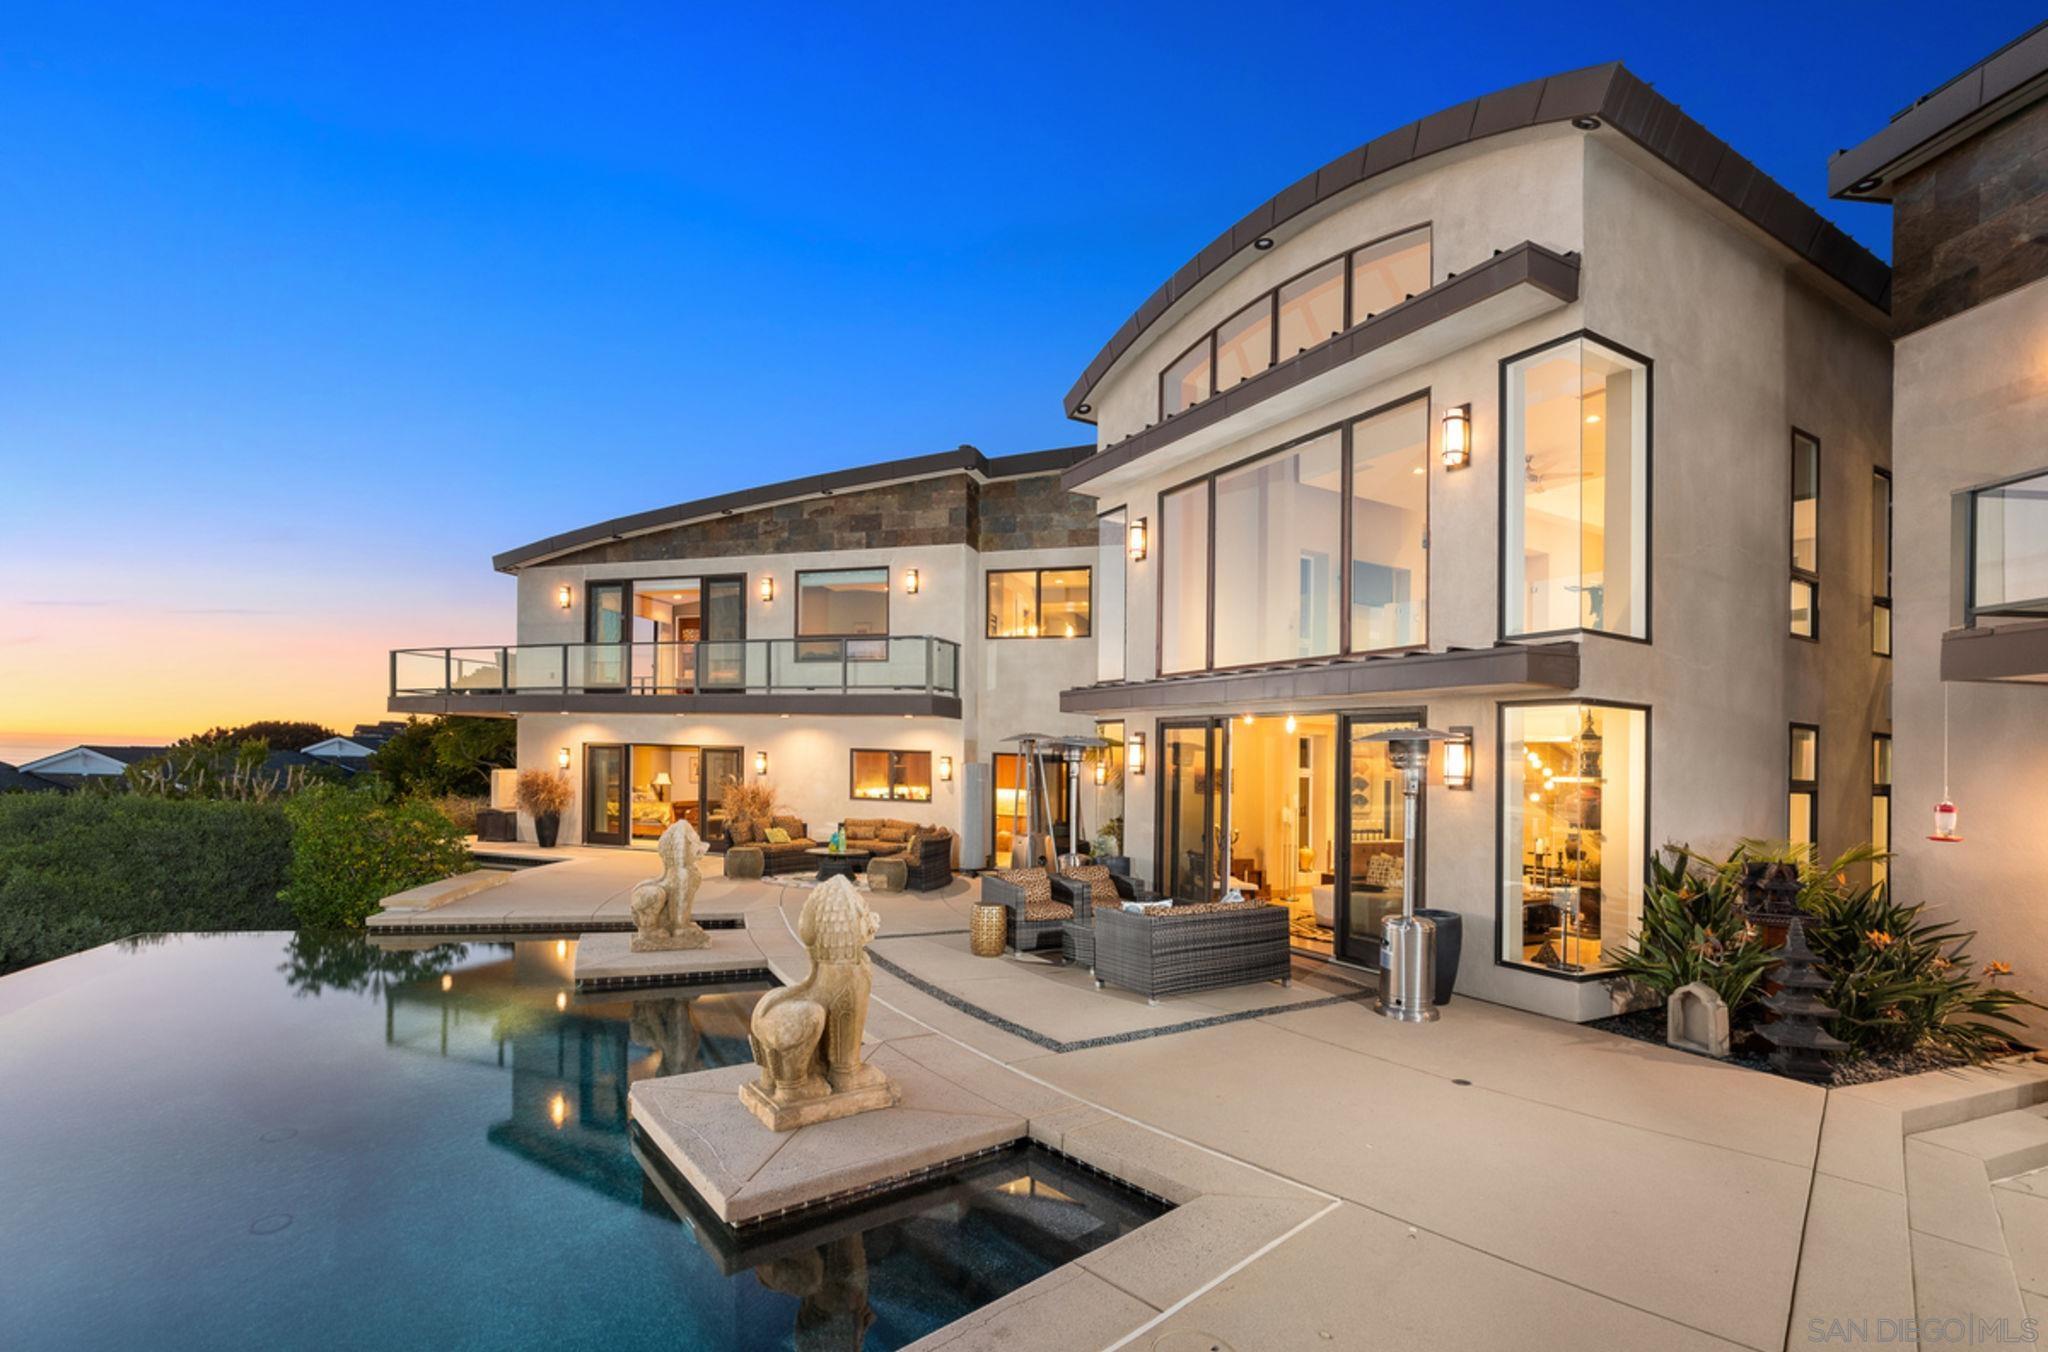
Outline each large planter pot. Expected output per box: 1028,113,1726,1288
1413,908,1463,1005
533,812,561,849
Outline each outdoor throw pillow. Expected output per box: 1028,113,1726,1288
764,827,791,844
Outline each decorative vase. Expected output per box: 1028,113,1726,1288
535,812,561,848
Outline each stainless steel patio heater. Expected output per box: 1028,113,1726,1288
1362,727,1458,1024
1043,734,1110,871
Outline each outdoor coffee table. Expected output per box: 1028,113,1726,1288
805,847,872,882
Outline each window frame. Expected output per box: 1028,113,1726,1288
794,566,891,662
1873,467,1892,656
1152,389,1432,677
1156,223,1431,421
1789,722,1820,848
985,566,1093,640
1496,329,1656,646
848,748,933,804
1492,697,1653,983
1790,429,1821,642
1872,731,1892,887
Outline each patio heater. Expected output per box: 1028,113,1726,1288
1002,733,1059,870
1361,727,1458,1024
1044,734,1110,871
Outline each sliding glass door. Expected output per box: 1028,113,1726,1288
585,744,627,845
1159,722,1219,902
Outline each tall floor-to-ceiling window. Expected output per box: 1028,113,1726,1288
1872,733,1892,888
1156,395,1428,673
1873,468,1893,656
1791,432,1821,639
1789,724,1819,850
1098,509,1128,683
1499,702,1648,974
1503,335,1650,639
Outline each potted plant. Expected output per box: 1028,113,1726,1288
516,768,572,848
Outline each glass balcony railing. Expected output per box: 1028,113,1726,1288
1962,469,2048,626
390,637,962,700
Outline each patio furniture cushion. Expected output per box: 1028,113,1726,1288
1024,898,1074,922
764,826,792,844
1058,864,1119,910
771,816,807,840
728,819,757,845
1150,899,1264,917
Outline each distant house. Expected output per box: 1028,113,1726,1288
0,762,62,793
17,745,167,790
299,722,407,765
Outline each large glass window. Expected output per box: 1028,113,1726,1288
797,567,888,660
1503,336,1649,638
992,752,1070,867
1966,468,2048,623
1499,703,1648,974
986,568,1091,639
1097,510,1127,682
1161,340,1211,418
1159,484,1210,673
1873,469,1892,656
1276,259,1344,360
1213,432,1342,666
1214,297,1273,393
1157,225,1431,418
1349,227,1432,323
1087,720,1126,859
1349,398,1429,651
1872,733,1892,888
1792,432,1820,639
850,749,932,803
1789,724,1819,850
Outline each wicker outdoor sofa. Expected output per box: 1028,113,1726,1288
1091,902,1292,1004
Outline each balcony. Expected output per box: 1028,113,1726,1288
388,637,963,718
1944,470,2048,684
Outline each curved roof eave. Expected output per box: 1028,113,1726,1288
1063,62,1892,421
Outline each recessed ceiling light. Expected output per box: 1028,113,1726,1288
1253,237,1274,250
1076,403,1091,415
1571,116,1602,131
1852,175,1883,193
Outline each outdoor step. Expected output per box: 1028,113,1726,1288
1915,1105,2048,1183
1832,1057,2048,1134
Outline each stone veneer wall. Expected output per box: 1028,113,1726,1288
541,471,1099,567
1892,97,2048,335
974,475,1099,551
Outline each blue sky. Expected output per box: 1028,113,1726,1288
0,1,2038,758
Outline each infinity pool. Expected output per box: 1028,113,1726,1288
0,933,1163,1351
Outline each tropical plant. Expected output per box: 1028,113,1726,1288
515,768,571,819
280,785,473,930
180,720,338,752
125,738,312,802
720,777,778,832
1608,847,1780,1015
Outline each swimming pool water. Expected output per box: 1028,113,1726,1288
0,933,1163,1351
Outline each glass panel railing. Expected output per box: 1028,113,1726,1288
1972,470,2048,622
446,648,508,692
392,649,454,696
391,637,962,698
505,645,566,692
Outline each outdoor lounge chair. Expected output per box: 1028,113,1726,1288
981,868,1070,954
1091,901,1291,1004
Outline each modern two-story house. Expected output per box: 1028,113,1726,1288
392,445,1125,863
1054,64,1894,1022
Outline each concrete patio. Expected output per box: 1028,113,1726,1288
374,851,2048,1350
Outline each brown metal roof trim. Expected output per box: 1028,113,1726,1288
1064,63,1891,420
1057,642,1579,714
1831,20,2048,202
493,443,1093,573
1061,242,1578,492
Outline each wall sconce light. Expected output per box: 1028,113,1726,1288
1444,726,1474,790
556,747,570,771
1094,759,1107,786
1441,404,1472,470
938,755,953,782
758,575,775,603
754,750,769,776
1128,517,1149,562
904,568,920,594
556,584,573,609
1128,732,1146,776
1283,714,1298,735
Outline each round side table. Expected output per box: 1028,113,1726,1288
970,902,1007,957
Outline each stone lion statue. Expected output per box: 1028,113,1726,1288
630,818,710,952
740,876,898,1130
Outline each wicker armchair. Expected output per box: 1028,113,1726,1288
1092,902,1291,1004
901,831,954,891
981,869,1070,954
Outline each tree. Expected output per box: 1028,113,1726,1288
179,720,339,752
368,717,515,797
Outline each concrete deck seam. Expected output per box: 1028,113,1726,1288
1098,1199,1342,1351
1781,1077,1834,1352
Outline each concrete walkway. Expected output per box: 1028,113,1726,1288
373,853,2048,1350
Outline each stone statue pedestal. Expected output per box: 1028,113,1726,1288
738,1075,899,1132
632,922,710,954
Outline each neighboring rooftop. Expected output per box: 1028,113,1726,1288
1830,20,2048,201
493,443,1094,573
1062,61,1893,423
0,763,62,793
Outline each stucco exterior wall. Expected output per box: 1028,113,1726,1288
1892,273,2048,1039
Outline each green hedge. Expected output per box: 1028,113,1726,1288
281,784,474,930
0,794,295,974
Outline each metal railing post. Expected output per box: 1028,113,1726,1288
499,647,509,694
389,649,398,698
925,637,934,695
842,639,850,694
443,649,452,696
562,643,571,695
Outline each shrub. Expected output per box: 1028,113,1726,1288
1608,848,1780,1015
515,769,571,819
280,785,473,930
0,794,294,974
370,717,517,797
430,795,487,835
720,777,777,833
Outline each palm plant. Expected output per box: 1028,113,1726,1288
1608,848,1780,1015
